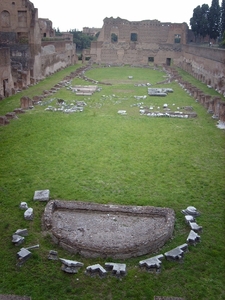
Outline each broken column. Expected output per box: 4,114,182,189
139,254,164,273
105,263,127,277
85,264,107,277
164,244,188,262
59,258,84,274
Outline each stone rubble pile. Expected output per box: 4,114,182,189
139,103,197,118
44,99,87,114
148,88,174,96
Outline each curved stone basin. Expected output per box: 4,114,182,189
43,200,175,259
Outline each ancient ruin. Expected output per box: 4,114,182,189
43,200,175,259
0,0,77,98
86,17,224,94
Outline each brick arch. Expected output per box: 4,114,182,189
1,10,10,27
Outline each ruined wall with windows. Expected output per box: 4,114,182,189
0,0,77,99
89,17,225,90
90,17,187,66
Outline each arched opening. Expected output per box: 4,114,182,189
111,33,118,43
1,10,10,27
131,33,137,42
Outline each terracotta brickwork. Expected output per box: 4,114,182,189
89,17,225,91
89,17,188,66
0,0,77,99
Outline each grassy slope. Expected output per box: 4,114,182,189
0,65,224,300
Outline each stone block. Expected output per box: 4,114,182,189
20,96,32,109
85,264,107,277
5,112,17,119
139,254,164,272
14,229,28,237
12,234,24,246
181,206,200,216
184,215,195,224
24,208,33,220
14,108,25,114
164,244,188,262
48,250,58,260
105,263,127,277
0,116,10,126
19,202,28,210
59,258,84,274
189,222,202,233
17,248,31,265
118,110,127,115
187,230,201,246
33,189,50,201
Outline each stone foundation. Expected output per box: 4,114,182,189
43,200,175,259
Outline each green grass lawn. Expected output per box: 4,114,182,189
0,64,224,300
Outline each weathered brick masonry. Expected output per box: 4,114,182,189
88,17,225,94
0,0,77,98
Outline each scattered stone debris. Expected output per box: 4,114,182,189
141,111,190,118
188,222,203,233
17,245,39,266
148,88,173,96
216,120,225,129
17,248,32,266
24,208,33,220
12,234,25,246
164,244,188,262
85,264,107,277
181,206,200,216
43,100,87,114
14,229,28,237
48,250,58,260
19,202,28,210
139,254,164,273
184,215,195,224
33,189,50,201
105,263,127,278
134,95,147,100
118,110,127,115
59,258,84,274
187,230,201,246
134,83,151,87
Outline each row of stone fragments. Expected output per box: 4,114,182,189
13,196,202,277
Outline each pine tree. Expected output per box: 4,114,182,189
190,6,202,41
190,5,209,42
221,0,225,35
208,0,220,40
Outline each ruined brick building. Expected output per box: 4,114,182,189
0,0,77,98
87,17,225,92
0,3,224,99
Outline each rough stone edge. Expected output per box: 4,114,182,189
42,200,175,259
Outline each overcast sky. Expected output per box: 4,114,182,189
31,0,214,31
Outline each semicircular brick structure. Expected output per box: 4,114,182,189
43,200,175,259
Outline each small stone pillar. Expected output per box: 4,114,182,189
20,96,33,109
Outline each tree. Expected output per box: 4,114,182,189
208,0,220,40
221,0,225,36
190,5,202,40
69,30,98,51
190,4,209,41
199,4,210,40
